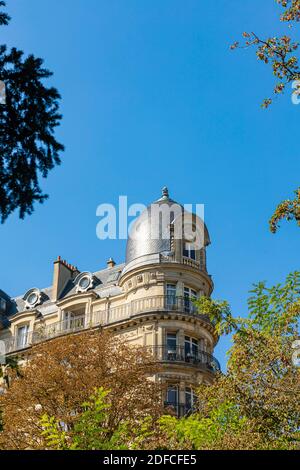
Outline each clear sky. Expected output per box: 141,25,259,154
0,0,299,369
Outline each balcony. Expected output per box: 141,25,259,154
1,330,34,355
2,295,214,355
159,253,201,270
154,345,220,372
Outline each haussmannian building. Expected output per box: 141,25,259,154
0,188,220,416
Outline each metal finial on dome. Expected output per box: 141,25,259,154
162,186,169,198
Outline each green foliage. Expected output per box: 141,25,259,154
194,296,239,335
40,415,69,450
158,401,249,450
269,188,300,233
247,271,300,334
41,388,129,450
195,272,300,339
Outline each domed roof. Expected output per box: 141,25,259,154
125,187,181,265
125,187,210,267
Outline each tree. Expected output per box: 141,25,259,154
0,1,64,222
40,388,129,450
231,1,300,232
0,330,162,450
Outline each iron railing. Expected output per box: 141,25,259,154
2,295,213,355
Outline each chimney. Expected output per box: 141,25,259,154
52,256,79,301
107,257,116,269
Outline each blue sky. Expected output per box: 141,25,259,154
0,0,299,369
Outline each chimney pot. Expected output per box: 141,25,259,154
107,257,116,268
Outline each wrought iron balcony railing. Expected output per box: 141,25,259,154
1,295,214,355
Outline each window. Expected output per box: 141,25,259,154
27,292,38,306
184,287,197,313
167,385,178,406
166,284,176,309
183,242,196,260
24,288,41,309
78,276,90,289
17,324,29,349
74,272,94,293
166,332,177,360
185,336,199,361
166,332,177,352
63,311,85,331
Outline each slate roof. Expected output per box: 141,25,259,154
0,263,125,320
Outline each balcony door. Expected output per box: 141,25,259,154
184,287,197,313
166,332,177,361
184,336,199,362
63,311,85,331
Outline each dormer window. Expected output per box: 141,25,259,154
183,242,196,260
74,272,94,293
27,292,38,306
78,276,90,290
23,288,42,309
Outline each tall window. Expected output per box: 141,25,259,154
185,336,199,361
17,324,29,349
183,242,196,260
166,332,177,352
166,284,176,309
184,287,197,313
166,332,177,360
